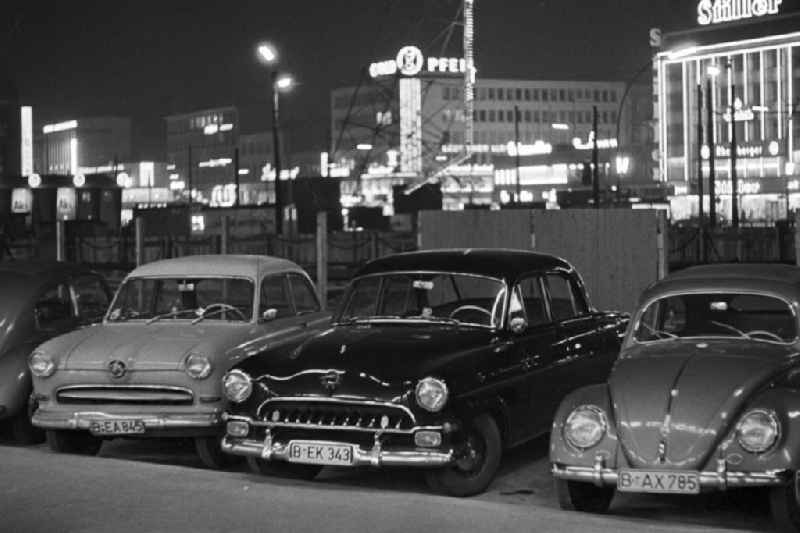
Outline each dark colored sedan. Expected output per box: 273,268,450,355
551,263,800,532
0,261,110,442
220,249,627,496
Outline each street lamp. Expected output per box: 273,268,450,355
257,42,294,235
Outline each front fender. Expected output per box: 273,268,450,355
550,383,620,468
707,386,800,474
0,346,33,418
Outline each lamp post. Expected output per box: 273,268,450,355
257,43,294,235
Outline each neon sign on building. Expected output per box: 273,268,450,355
369,46,466,79
697,0,783,26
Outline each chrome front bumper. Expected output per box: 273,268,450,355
32,408,222,432
552,459,791,490
221,435,454,467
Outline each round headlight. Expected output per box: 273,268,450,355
223,370,253,403
564,405,607,450
415,377,448,413
737,409,780,453
29,351,56,378
185,353,212,380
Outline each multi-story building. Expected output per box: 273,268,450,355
34,117,131,176
0,80,22,183
655,0,800,223
332,44,651,209
165,106,239,204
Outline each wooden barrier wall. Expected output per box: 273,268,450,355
418,209,667,314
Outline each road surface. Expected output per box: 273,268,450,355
0,433,773,533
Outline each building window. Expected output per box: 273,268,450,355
542,90,549,102
442,87,450,100
498,89,504,101
533,89,540,101
524,89,531,101
559,89,566,101
488,110,496,122
603,111,609,123
516,88,523,100
507,110,514,122
550,89,558,101
524,110,531,122
498,110,505,122
488,88,495,100
479,110,486,122
568,89,574,102
594,89,600,101
507,88,514,100
602,90,608,102
610,91,617,103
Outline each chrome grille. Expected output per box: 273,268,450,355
56,385,194,405
258,399,415,433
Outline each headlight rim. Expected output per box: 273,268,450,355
736,408,780,454
29,350,56,378
184,352,213,380
415,377,449,413
222,369,253,403
563,404,608,451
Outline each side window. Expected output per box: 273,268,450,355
289,274,320,314
545,274,578,322
260,275,292,318
73,275,110,322
518,276,549,326
35,283,73,329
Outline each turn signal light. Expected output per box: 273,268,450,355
226,420,249,438
414,430,442,448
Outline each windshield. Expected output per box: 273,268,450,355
107,277,254,322
634,292,797,344
337,272,506,328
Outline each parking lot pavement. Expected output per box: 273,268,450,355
0,429,773,532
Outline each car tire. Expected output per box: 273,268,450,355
10,410,45,445
555,478,615,513
424,413,502,497
195,436,238,470
769,481,800,533
246,457,322,481
45,430,102,455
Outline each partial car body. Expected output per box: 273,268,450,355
221,249,627,495
0,261,110,443
550,263,800,532
30,255,329,467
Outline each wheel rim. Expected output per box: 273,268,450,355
454,431,486,475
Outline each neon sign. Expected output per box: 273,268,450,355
697,0,783,26
369,45,466,78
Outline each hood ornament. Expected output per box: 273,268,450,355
320,370,343,393
108,359,127,379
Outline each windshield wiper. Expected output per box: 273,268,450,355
640,322,679,340
191,303,248,325
146,309,199,325
709,320,753,340
334,315,404,326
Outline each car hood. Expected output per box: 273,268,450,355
244,322,494,397
49,322,261,371
610,340,799,469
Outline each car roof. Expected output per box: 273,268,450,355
642,263,800,303
353,248,573,281
127,254,305,280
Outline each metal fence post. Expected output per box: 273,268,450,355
220,216,229,255
56,220,66,262
316,212,328,310
135,217,144,267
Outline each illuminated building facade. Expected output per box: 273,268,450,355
655,0,800,222
33,117,131,178
332,45,648,210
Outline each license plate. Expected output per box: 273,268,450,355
618,469,700,494
89,419,146,436
287,441,354,466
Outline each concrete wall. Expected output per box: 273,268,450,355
418,209,667,314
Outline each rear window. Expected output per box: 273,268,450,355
634,292,796,343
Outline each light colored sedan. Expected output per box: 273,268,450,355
30,254,330,468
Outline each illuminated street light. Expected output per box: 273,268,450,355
356,143,373,151
28,173,41,188
73,174,86,187
275,75,294,91
707,65,721,77
257,43,277,64
551,123,570,131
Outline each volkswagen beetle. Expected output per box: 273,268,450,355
550,263,800,532
30,255,329,468
221,249,627,495
0,261,110,443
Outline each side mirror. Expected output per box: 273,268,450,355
260,308,278,323
509,316,528,335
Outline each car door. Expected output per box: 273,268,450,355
544,271,606,396
70,274,111,326
511,273,561,438
256,273,313,353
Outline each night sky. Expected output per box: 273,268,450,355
3,1,698,160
